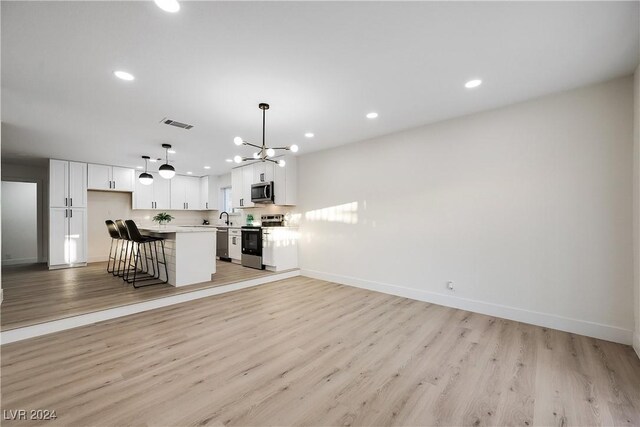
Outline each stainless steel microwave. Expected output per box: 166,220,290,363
251,181,274,204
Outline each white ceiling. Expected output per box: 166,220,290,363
2,1,639,175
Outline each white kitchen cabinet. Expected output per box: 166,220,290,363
49,208,68,266
262,227,298,271
228,229,242,261
253,161,274,184
241,166,255,208
49,207,87,268
133,172,171,210
49,160,69,208
274,155,297,206
170,175,200,210
50,159,87,208
88,164,135,191
200,175,219,210
232,167,255,209
68,161,87,208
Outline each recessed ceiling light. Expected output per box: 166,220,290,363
304,132,314,138
366,112,378,119
225,159,233,163
187,171,192,175
465,79,482,89
113,70,134,81
154,0,180,13
136,166,143,169
168,149,176,154
204,166,211,169
149,158,158,163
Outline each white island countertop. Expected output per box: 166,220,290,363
140,226,218,233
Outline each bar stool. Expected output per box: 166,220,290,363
124,220,169,288
105,220,122,275
114,219,133,279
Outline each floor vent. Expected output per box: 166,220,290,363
161,118,194,130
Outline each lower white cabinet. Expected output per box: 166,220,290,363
262,228,298,271
229,229,242,261
49,207,87,268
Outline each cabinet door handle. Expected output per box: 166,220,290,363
65,209,68,218
113,181,116,189
260,173,265,182
70,198,73,207
70,209,73,218
206,202,208,209
65,197,68,206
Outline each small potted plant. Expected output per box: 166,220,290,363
246,214,254,226
152,212,174,228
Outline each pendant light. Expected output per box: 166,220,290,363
138,156,153,185
158,143,176,179
233,103,299,167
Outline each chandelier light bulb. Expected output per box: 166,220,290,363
234,137,243,146
290,144,299,153
253,152,260,159
266,148,275,157
234,155,243,164
278,159,286,168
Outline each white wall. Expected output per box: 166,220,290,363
1,181,38,265
298,76,635,344
1,162,48,262
633,65,640,356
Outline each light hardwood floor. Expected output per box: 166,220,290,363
2,276,639,426
1,260,292,331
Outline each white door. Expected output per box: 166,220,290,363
112,167,134,192
49,208,68,266
231,168,243,209
68,161,87,208
185,176,200,210
154,172,171,210
49,160,69,208
133,172,154,209
68,208,86,264
242,166,255,208
87,164,111,190
170,175,187,209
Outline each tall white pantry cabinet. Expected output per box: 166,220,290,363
49,159,88,269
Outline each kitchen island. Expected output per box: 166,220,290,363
140,226,217,287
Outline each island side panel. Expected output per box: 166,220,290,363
174,232,216,287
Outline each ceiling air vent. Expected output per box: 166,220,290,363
161,118,194,130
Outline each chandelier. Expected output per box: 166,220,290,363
233,103,298,167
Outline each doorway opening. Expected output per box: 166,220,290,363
2,181,39,265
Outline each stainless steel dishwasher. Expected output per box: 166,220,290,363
217,228,230,261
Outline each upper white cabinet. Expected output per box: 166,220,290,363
88,164,134,191
50,159,87,208
274,155,297,206
200,175,219,210
170,175,201,210
253,161,274,184
133,172,171,210
231,156,297,208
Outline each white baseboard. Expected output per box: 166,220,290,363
301,269,633,345
1,270,301,345
88,255,109,263
633,332,640,359
2,257,38,266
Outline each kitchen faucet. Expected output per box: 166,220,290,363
219,211,230,226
